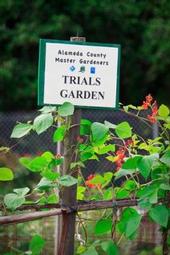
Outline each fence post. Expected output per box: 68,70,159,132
57,36,86,255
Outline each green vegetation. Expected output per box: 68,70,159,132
0,95,170,254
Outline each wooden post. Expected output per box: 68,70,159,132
57,36,86,255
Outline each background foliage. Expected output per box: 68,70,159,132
0,0,170,111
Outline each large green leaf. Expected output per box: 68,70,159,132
33,113,53,134
101,241,119,255
58,175,78,187
115,122,132,139
91,122,109,142
29,235,45,255
4,193,25,210
116,208,141,238
95,218,112,235
125,213,142,238
53,125,66,142
138,154,159,179
122,156,142,169
0,167,14,181
158,104,169,117
29,156,48,172
58,102,74,116
11,123,32,138
149,205,169,227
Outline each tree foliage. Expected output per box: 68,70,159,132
0,0,170,110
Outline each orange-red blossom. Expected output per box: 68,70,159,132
147,102,158,124
85,174,101,189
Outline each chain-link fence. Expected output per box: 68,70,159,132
0,109,158,172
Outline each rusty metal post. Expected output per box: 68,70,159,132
57,36,86,255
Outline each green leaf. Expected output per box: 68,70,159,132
80,152,94,161
125,213,142,238
19,157,32,169
115,122,132,139
39,106,56,113
4,193,25,210
29,156,48,172
158,104,169,117
80,119,92,135
0,167,14,181
76,245,86,254
91,122,109,142
115,188,130,199
97,144,115,155
41,169,60,181
29,235,45,255
47,194,59,204
41,151,54,162
77,186,86,200
123,180,137,191
53,125,66,142
58,175,78,187
70,161,85,170
82,247,98,255
48,157,64,169
89,174,105,185
114,169,135,180
13,187,30,196
33,113,53,134
104,120,116,129
95,218,112,235
138,154,159,179
36,178,54,191
11,123,32,138
122,156,142,169
160,150,170,166
103,172,113,182
101,241,119,255
116,208,141,238
149,205,169,227
103,188,113,200
58,102,74,116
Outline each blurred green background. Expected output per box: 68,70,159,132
0,0,170,111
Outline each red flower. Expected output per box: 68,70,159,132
114,148,126,171
125,139,134,147
85,174,101,189
147,115,157,123
147,101,158,124
142,94,153,109
146,94,153,104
